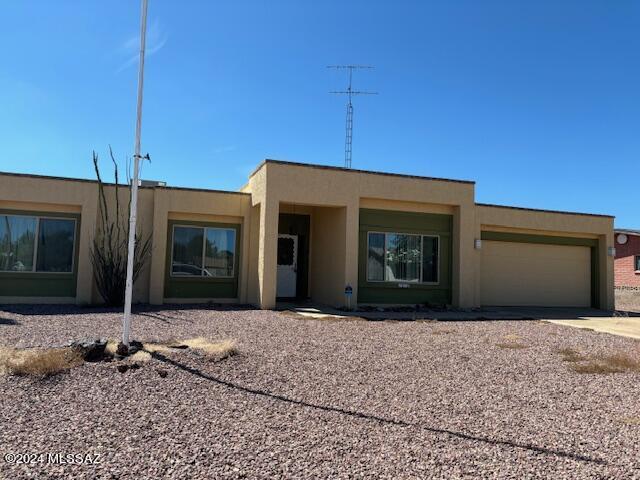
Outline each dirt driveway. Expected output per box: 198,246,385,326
1,306,639,479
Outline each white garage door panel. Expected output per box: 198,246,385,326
481,241,591,307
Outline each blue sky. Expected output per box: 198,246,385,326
0,1,638,226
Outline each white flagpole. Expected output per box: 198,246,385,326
122,0,149,347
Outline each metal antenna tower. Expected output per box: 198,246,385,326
328,65,377,169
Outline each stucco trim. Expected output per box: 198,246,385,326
476,202,614,219
0,171,249,196
249,159,475,185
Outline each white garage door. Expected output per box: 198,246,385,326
480,240,591,307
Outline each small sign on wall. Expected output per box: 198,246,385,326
344,284,353,311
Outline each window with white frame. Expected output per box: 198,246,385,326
171,225,236,278
635,255,640,272
0,214,76,273
367,232,439,283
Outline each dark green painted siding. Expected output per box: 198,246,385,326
0,272,78,297
480,231,598,248
480,231,601,308
164,220,241,299
358,208,453,305
0,209,80,297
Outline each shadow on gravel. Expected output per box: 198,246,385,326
0,316,19,326
0,303,257,317
136,312,193,324
150,351,408,427
151,352,605,466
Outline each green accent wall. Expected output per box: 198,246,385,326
278,213,310,298
358,208,453,305
0,209,80,297
480,231,601,308
164,220,241,299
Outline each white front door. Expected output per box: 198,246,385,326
277,234,298,298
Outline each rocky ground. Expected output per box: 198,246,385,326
1,305,639,479
616,289,640,313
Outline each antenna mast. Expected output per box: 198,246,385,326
122,0,149,347
328,65,377,169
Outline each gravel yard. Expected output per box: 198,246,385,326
1,306,640,479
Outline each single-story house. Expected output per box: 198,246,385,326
0,160,615,309
614,229,640,290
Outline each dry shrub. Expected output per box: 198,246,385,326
103,339,155,361
105,340,118,356
502,334,522,342
431,328,455,335
557,348,585,363
90,150,151,306
102,338,237,362
279,310,365,322
619,416,640,426
176,338,238,359
496,342,528,350
142,342,173,354
0,347,83,376
570,353,640,374
129,350,152,363
570,362,624,374
604,353,640,371
278,310,307,318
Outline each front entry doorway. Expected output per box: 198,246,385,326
277,234,298,298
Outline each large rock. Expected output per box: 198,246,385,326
68,338,107,362
115,340,144,358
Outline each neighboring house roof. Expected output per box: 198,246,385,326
615,229,640,237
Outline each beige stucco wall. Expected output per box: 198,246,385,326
0,175,99,304
0,178,157,304
359,198,455,215
243,162,613,310
148,187,252,305
0,173,253,306
243,161,476,309
475,204,615,310
246,204,261,305
0,163,615,311
308,206,347,306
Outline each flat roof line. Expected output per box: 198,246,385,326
614,228,640,236
476,202,614,219
0,170,107,185
0,171,249,196
250,159,476,185
157,185,249,196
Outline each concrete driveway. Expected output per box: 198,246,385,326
546,316,640,340
280,304,640,339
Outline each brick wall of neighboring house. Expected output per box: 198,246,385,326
615,233,640,288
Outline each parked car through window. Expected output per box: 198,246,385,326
0,214,76,273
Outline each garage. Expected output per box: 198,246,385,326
480,239,592,307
